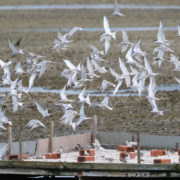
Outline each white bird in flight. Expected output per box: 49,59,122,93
8,39,24,56
25,119,45,131
74,103,91,129
60,85,73,102
35,100,53,119
112,0,125,16
100,16,116,54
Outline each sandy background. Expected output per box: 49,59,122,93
0,1,180,142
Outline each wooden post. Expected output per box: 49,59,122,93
91,115,97,144
175,143,179,152
49,120,53,153
132,136,134,142
8,125,12,154
19,126,22,160
137,132,141,164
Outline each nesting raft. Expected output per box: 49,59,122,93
0,160,180,178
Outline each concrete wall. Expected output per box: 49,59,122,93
1,131,180,158
97,131,180,148
36,133,92,156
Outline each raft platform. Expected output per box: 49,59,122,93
0,160,180,178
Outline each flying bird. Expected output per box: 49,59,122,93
8,39,24,56
35,100,53,119
25,119,45,131
112,0,125,16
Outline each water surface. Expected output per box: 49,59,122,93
1,84,180,97
1,4,180,10
9,26,178,33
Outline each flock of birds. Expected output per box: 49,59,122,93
0,0,180,134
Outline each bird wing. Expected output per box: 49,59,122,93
109,67,121,80
35,100,46,117
78,88,86,100
122,28,128,42
0,59,6,67
119,57,131,87
175,76,180,84
113,80,123,96
114,0,120,12
60,85,67,100
178,24,180,36
28,72,36,90
144,55,153,75
12,96,18,113
80,64,87,80
104,37,111,55
68,27,84,38
87,57,94,73
39,61,48,79
100,80,108,93
8,39,18,55
64,60,76,70
103,16,111,34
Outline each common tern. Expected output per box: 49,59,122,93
112,0,125,16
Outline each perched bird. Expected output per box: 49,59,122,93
126,140,138,147
93,138,104,150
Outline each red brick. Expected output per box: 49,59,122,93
151,150,166,157
45,153,61,159
154,159,171,164
79,149,95,156
8,154,20,160
120,152,128,160
22,154,30,159
77,156,95,162
118,145,135,152
130,152,136,159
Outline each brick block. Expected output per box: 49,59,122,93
79,149,95,156
120,152,128,160
130,152,136,159
8,154,20,160
151,150,166,157
22,154,30,159
118,145,135,152
45,152,61,159
77,156,95,162
154,159,171,164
